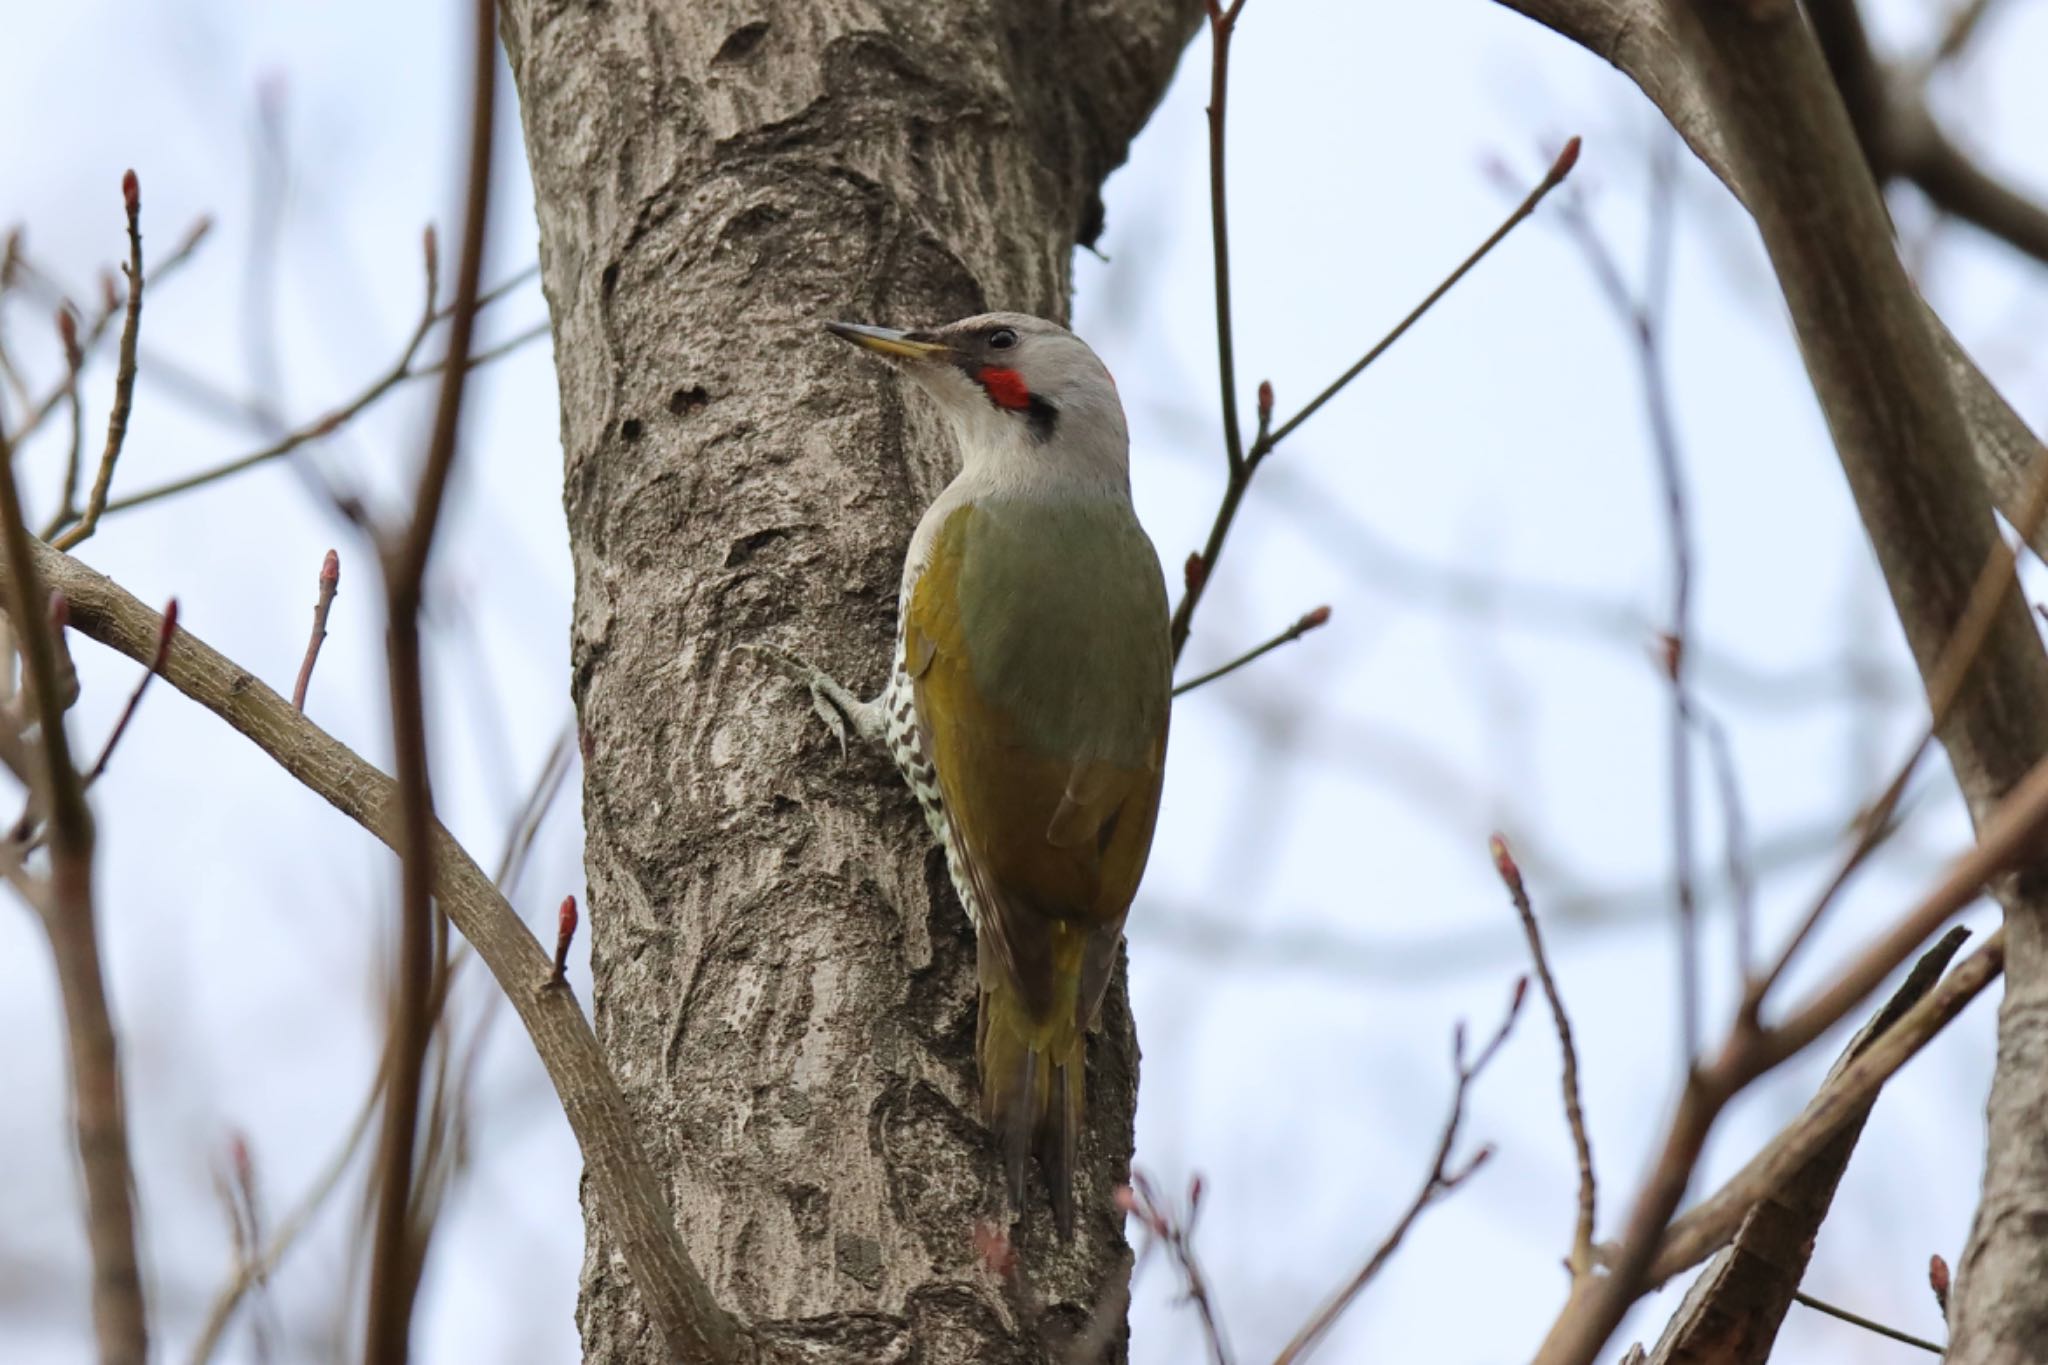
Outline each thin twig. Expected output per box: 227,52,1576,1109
0,418,146,1363
412,318,550,378
1793,1290,1943,1353
1170,136,1578,661
1529,742,2048,1365
1264,136,1581,452
83,597,175,785
6,215,209,450
1754,399,2048,1011
1122,1172,1231,1365
96,309,542,516
1492,835,1596,1275
37,308,85,541
362,0,496,1356
1272,978,1526,1365
1553,166,1700,1063
1201,2,1248,477
192,1051,386,1363
21,535,736,1361
1645,928,2001,1283
1697,706,1755,978
292,549,340,712
1930,0,2001,66
1172,605,1328,696
493,719,575,895
50,171,145,552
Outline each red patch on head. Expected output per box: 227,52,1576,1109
976,366,1032,411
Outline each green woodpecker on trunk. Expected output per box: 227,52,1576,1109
754,312,1171,1236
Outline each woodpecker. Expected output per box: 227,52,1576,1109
754,312,1171,1235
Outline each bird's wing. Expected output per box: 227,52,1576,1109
904,502,1168,1027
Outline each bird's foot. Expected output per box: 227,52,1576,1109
735,643,887,758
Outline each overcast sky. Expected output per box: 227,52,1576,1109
5,2,2048,1362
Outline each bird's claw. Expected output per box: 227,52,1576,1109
734,643,883,757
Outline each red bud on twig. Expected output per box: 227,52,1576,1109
121,169,140,217
55,309,80,368
1297,604,1331,633
320,548,340,590
549,894,579,986
1930,1254,1951,1315
1489,832,1524,896
1551,135,1582,183
1658,632,1682,681
1256,380,1273,425
1184,552,1207,595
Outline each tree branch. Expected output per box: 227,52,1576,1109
1491,836,1595,1275
362,0,495,1355
49,171,145,552
1171,137,1577,660
1634,928,1970,1364
1171,604,1328,696
9,540,736,1358
1649,926,2003,1285
1271,979,1525,1365
0,427,146,1360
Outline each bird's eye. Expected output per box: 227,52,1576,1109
987,328,1018,350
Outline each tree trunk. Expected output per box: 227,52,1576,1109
497,2,1201,1359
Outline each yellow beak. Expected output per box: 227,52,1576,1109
825,320,949,361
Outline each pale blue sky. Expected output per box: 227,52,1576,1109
4,2,2045,1361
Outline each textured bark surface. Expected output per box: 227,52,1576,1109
497,2,1200,1359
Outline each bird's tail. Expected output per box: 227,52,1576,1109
977,965,1085,1238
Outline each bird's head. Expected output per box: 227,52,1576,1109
826,312,1128,485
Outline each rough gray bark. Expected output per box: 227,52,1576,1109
497,3,1201,1359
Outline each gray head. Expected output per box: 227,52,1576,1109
826,312,1128,483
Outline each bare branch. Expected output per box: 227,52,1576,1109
1172,604,1329,696
0,414,146,1364
1201,3,1247,478
1648,927,2001,1283
37,307,85,542
1122,1174,1231,1365
49,171,145,552
1550,152,1704,1061
1636,929,1970,1363
1267,136,1580,453
1491,836,1596,1275
1791,1291,1942,1355
1272,978,1525,1365
6,214,209,451
1171,137,1577,661
83,597,175,785
97,282,544,517
363,0,497,1355
21,524,736,1359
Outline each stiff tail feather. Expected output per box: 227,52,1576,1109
977,978,1084,1238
